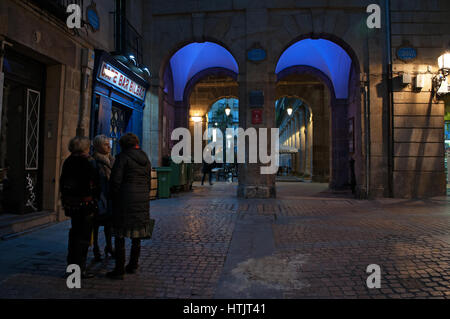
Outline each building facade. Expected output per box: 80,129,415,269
144,0,450,199
0,0,148,219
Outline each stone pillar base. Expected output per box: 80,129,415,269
237,185,276,199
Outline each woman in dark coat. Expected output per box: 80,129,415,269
60,136,100,279
107,133,152,280
92,135,115,261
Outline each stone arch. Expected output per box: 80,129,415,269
273,35,362,189
272,33,362,80
158,40,240,162
158,38,241,89
276,70,331,183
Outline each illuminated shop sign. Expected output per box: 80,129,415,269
99,62,146,100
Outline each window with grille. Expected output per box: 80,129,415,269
110,104,131,156
25,89,40,170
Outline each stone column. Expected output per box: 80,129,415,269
143,77,160,166
237,7,276,198
296,108,303,173
306,110,313,177
299,108,305,175
312,85,330,183
330,99,350,189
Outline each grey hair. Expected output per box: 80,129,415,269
68,136,91,153
93,134,110,152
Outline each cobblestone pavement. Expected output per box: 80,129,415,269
0,182,449,299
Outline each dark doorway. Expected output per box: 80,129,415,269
0,50,45,214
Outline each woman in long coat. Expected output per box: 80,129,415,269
107,133,152,280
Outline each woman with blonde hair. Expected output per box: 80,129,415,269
92,135,115,261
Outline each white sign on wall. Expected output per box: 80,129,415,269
98,62,146,101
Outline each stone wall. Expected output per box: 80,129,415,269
144,0,448,198
0,0,115,217
390,0,449,198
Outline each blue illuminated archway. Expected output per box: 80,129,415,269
169,42,239,101
275,39,352,99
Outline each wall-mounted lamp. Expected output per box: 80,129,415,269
128,54,137,66
225,105,231,116
438,52,450,76
191,116,202,123
287,106,293,116
142,66,151,77
434,52,450,96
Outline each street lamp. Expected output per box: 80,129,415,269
128,54,137,66
287,106,293,116
438,52,450,76
191,116,202,123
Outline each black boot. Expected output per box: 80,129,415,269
104,225,115,258
126,239,141,274
93,225,102,261
93,247,102,262
107,237,125,280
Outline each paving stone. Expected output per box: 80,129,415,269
0,182,449,298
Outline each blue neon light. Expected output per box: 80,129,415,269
275,39,352,99
169,42,239,101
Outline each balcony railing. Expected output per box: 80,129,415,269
29,0,84,24
114,12,143,65
125,20,143,65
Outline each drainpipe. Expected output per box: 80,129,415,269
385,0,394,197
0,40,12,139
364,18,372,198
364,79,371,198
76,49,94,137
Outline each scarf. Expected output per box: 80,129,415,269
93,152,114,180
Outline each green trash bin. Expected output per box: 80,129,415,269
179,162,187,186
186,162,193,190
154,167,172,198
169,160,180,191
169,158,188,191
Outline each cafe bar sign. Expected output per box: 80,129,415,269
99,62,146,101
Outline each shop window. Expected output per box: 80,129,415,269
110,103,131,156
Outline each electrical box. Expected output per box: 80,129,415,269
81,48,95,70
401,73,411,85
415,74,425,89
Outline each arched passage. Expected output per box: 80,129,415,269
275,37,362,193
159,42,239,162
